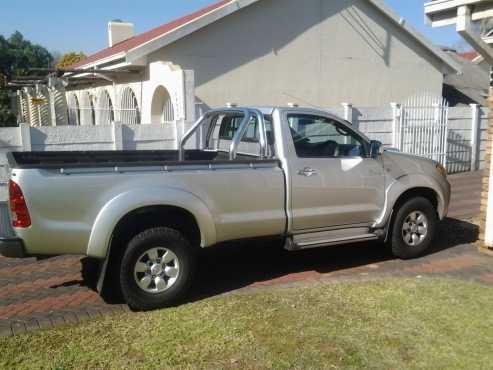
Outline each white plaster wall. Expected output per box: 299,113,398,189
149,0,446,109
123,124,178,150
31,125,115,151
350,107,395,146
141,61,195,124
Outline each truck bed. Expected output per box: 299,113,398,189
7,150,276,169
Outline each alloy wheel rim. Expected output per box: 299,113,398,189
133,247,180,294
401,211,428,247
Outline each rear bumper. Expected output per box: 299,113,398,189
0,237,26,258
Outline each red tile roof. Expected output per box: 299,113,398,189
73,0,232,68
458,51,479,61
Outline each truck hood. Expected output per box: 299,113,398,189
381,150,438,179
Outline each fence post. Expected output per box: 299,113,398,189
112,122,123,151
175,119,185,150
19,123,32,151
342,103,353,124
390,102,401,148
470,104,480,171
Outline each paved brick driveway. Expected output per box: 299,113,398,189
0,171,491,337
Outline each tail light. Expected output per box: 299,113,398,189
9,180,31,228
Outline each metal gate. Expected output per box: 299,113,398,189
396,93,449,167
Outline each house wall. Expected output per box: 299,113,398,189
149,0,446,109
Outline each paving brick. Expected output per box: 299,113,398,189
0,273,81,300
11,322,27,336
33,316,53,330
480,273,493,285
24,319,40,332
85,308,103,319
405,255,483,274
49,315,66,328
0,323,12,337
62,311,79,325
73,309,90,323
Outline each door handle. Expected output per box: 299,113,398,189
298,167,318,177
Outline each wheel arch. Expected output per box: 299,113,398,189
392,187,439,216
388,174,447,219
110,205,202,254
86,187,217,259
375,173,449,232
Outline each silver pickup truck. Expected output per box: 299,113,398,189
1,107,450,310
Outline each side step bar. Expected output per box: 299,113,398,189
284,228,381,251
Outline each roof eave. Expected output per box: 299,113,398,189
368,0,461,74
126,0,256,63
77,0,463,75
425,0,493,27
77,52,127,70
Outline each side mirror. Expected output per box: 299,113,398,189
370,140,383,158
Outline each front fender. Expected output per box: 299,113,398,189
86,186,217,258
374,173,450,229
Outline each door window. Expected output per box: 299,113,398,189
287,114,368,158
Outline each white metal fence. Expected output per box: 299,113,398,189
397,94,449,167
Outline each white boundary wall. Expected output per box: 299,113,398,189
0,121,183,202
0,104,489,203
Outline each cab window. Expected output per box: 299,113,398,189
219,115,274,144
287,114,368,158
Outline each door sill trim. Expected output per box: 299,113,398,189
285,233,380,251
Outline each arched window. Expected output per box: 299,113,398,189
37,88,51,126
53,89,69,125
151,86,175,124
120,87,140,124
25,87,51,127
67,93,80,126
17,91,28,123
96,90,115,125
27,93,40,127
80,92,95,125
90,98,96,127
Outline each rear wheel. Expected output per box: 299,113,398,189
120,227,196,311
390,197,437,259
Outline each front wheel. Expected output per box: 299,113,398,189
390,197,438,260
120,227,196,311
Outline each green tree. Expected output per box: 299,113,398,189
56,52,86,69
0,31,53,127
0,80,16,125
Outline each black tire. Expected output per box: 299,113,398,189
120,227,196,311
390,197,437,260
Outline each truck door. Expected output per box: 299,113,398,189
285,113,385,231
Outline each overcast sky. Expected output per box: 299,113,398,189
0,0,463,55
